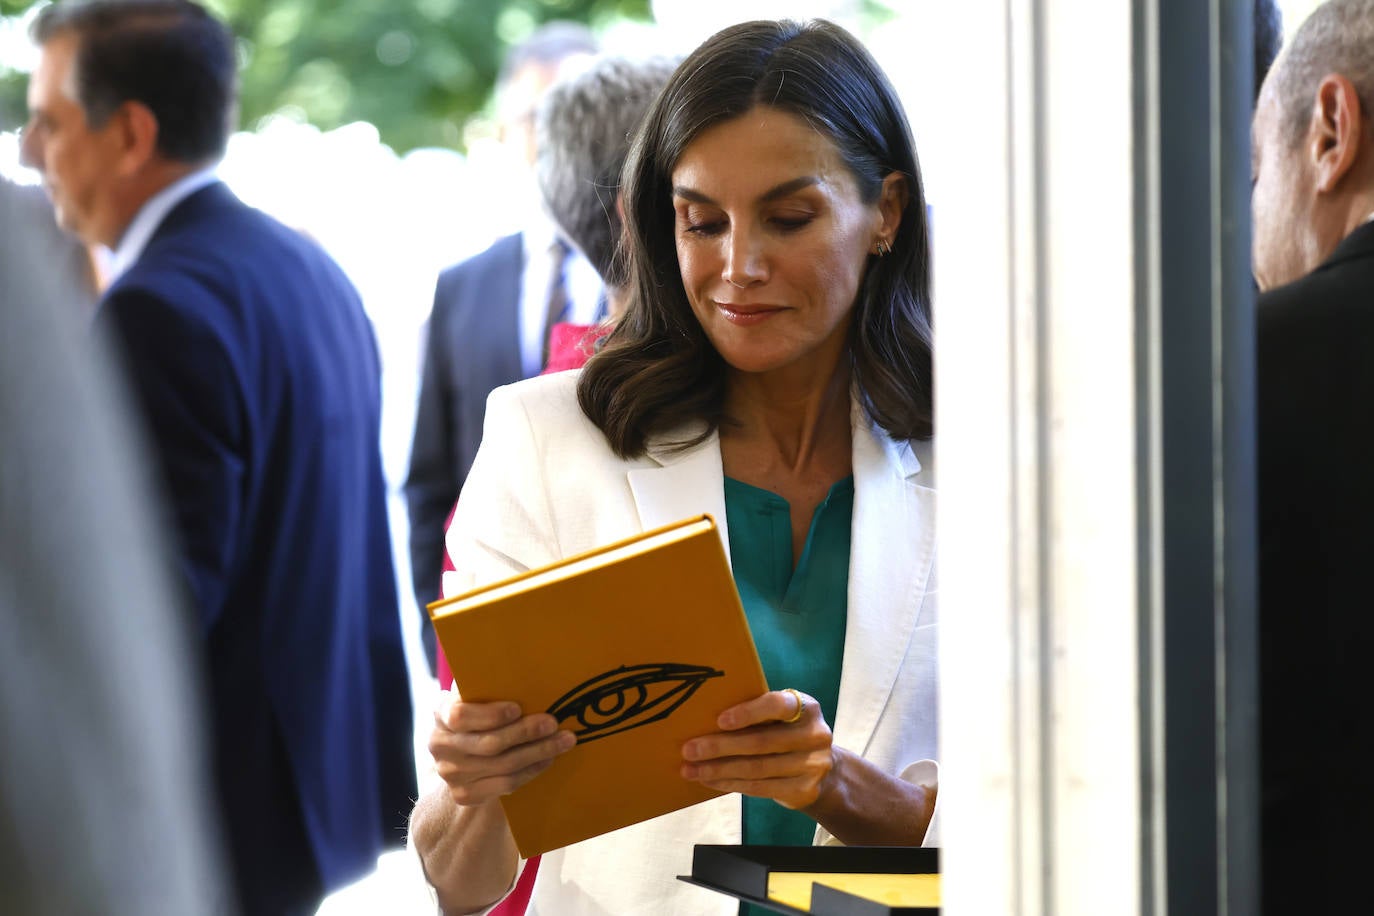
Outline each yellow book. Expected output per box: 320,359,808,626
768,872,942,910
428,514,768,859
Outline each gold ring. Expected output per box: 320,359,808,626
782,688,805,724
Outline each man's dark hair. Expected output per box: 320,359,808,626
32,0,237,163
578,19,933,458
1255,0,1284,101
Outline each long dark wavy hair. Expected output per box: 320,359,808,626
578,18,933,458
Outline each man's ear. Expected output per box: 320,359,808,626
112,100,160,176
1310,74,1366,194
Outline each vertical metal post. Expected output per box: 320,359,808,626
1139,0,1260,911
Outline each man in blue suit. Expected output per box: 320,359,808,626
22,2,416,912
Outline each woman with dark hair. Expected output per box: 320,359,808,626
410,19,938,915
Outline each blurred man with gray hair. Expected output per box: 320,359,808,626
1250,1,1374,909
534,54,678,368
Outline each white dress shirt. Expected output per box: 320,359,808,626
107,166,220,282
517,215,604,378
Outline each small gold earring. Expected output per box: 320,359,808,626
874,240,891,257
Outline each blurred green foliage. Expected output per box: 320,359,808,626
2,0,898,153
1,0,651,152
216,0,653,151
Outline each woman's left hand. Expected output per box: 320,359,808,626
680,688,835,810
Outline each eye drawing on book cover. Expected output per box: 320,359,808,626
546,662,725,744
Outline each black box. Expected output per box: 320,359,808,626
679,845,940,915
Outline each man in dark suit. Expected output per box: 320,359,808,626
1250,1,1374,910
405,22,598,669
21,3,416,913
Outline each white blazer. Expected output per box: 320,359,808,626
440,371,938,916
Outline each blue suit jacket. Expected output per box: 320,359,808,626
100,182,416,913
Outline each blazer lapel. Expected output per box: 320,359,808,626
626,426,732,565
831,412,936,759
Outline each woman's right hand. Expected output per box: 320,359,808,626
429,695,577,807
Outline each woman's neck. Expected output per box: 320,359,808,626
721,360,852,475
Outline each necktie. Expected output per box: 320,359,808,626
541,238,571,368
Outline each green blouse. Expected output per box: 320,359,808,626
723,475,853,857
